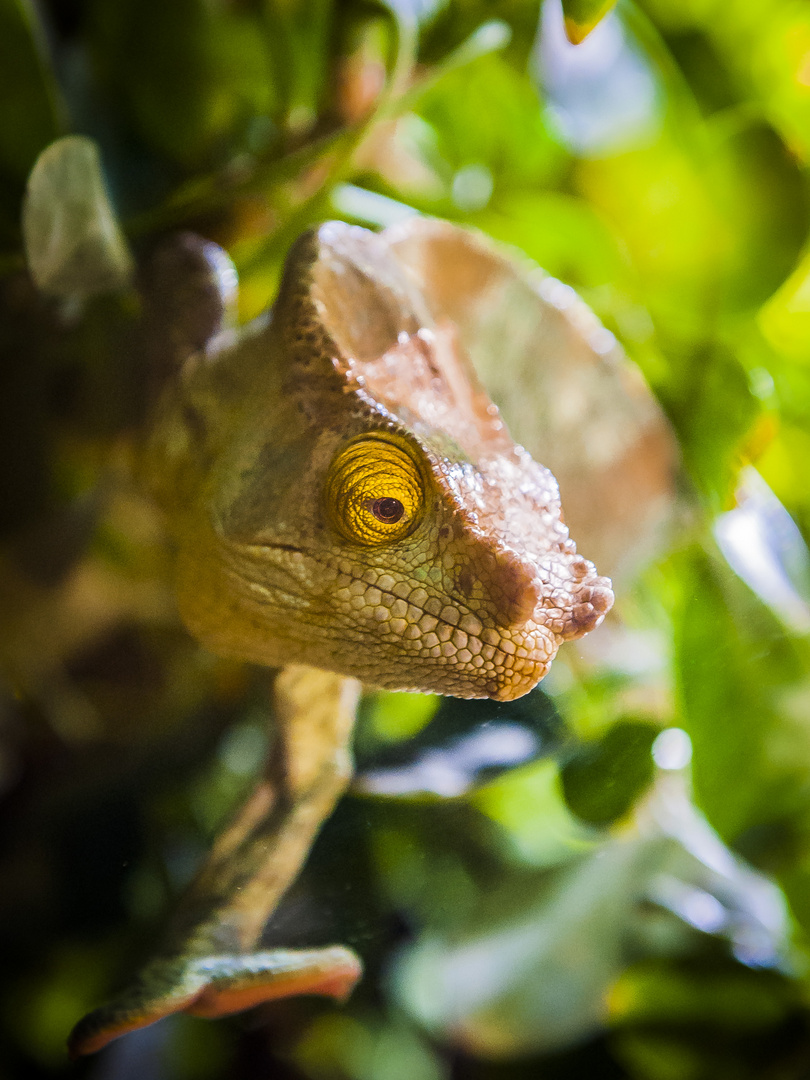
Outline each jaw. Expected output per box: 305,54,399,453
347,626,559,701
174,539,565,701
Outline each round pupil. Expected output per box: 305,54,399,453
370,497,404,524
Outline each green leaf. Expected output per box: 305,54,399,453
0,0,64,181
561,720,658,826
413,52,566,199
471,188,627,287
292,1013,444,1080
612,962,800,1080
471,759,594,866
362,689,441,745
759,244,810,363
392,812,782,1056
673,546,810,843
259,0,333,131
393,840,654,1056
576,137,725,344
710,122,808,313
672,343,759,510
88,0,277,168
560,0,618,45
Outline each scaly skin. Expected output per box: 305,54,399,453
148,222,612,701
69,222,613,1056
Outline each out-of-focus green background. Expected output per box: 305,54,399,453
3,0,810,1077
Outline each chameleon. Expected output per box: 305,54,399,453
68,219,613,1056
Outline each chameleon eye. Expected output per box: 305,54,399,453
325,435,424,546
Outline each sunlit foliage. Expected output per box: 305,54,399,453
2,1,810,1077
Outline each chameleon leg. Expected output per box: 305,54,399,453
68,666,362,1057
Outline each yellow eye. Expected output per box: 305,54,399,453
325,435,425,546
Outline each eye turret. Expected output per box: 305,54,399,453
324,434,425,546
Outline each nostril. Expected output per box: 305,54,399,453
480,547,540,629
508,578,542,628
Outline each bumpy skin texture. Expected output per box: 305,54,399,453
149,222,613,701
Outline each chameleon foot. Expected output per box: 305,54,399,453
68,945,362,1057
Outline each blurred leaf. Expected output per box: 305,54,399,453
536,0,662,158
394,776,786,1056
755,409,810,544
560,0,617,45
726,3,810,165
611,961,796,1031
418,0,539,71
361,689,441,745
473,189,626,288
0,0,64,182
392,838,656,1057
562,720,658,826
714,467,810,634
88,0,277,168
413,52,566,200
576,136,725,342
23,135,133,298
611,962,802,1080
673,547,810,842
759,244,810,363
642,775,787,968
673,343,759,510
293,1012,443,1080
260,0,333,131
708,121,808,312
471,758,594,865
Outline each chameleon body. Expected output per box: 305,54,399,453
69,221,613,1056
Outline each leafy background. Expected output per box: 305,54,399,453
2,0,810,1078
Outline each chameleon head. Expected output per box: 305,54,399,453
163,223,613,702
